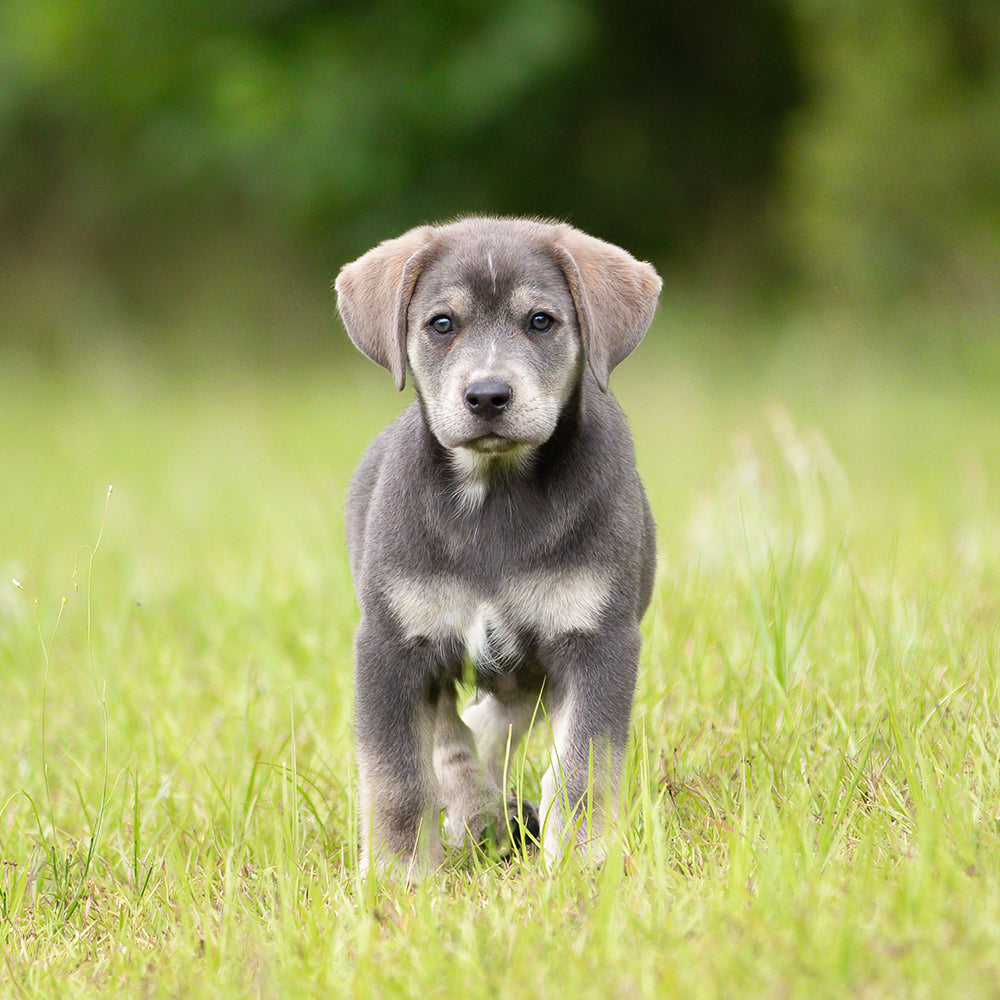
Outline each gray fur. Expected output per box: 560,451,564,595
335,216,661,878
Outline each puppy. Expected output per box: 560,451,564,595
335,216,660,877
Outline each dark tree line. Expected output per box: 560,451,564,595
2,0,999,323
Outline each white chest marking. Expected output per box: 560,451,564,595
385,569,610,661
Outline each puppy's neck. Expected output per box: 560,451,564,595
446,444,537,512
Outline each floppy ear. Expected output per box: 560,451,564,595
552,226,662,392
335,226,436,390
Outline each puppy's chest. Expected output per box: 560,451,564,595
384,568,609,670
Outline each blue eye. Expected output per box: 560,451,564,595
430,315,454,335
529,312,554,333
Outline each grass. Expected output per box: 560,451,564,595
2,312,1000,998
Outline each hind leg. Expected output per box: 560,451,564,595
461,690,541,847
433,686,501,847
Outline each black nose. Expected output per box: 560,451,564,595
464,379,512,420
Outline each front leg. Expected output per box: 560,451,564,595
354,617,443,880
539,624,640,866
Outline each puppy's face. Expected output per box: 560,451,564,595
336,218,663,450
405,236,583,458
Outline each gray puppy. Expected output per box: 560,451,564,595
335,216,660,878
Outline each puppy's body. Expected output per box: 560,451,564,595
337,217,660,876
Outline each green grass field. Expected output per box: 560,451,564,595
2,311,1000,998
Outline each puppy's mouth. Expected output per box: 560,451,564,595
463,433,523,455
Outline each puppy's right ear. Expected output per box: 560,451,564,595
335,226,436,390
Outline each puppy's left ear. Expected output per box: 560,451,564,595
552,227,662,392
335,226,436,390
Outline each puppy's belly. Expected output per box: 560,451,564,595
385,569,609,669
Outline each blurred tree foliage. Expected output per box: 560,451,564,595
783,0,1000,302
0,0,796,263
1,0,999,330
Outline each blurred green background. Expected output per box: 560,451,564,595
3,0,999,367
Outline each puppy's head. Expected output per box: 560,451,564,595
335,217,661,458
